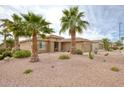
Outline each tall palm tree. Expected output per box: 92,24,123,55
60,6,89,54
11,14,25,50
6,37,14,49
0,14,25,50
0,19,12,48
21,12,53,62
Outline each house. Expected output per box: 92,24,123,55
92,40,104,51
20,35,93,53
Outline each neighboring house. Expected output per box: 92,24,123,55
20,35,93,53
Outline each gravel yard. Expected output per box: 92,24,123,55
0,50,124,87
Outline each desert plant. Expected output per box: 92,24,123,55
104,53,109,56
6,38,14,49
75,49,83,55
115,40,123,46
0,48,6,54
120,47,123,50
0,54,3,60
23,69,33,74
59,54,70,60
22,12,53,62
13,50,31,58
102,38,110,51
60,6,89,54
111,67,120,72
89,51,94,59
109,48,113,52
112,46,118,50
2,51,12,58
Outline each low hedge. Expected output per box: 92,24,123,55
13,50,31,58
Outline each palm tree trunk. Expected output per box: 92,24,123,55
70,30,76,54
14,35,20,51
30,31,39,62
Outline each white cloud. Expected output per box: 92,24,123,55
0,5,124,42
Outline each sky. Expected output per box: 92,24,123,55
0,5,124,43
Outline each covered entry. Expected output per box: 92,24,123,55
54,42,59,51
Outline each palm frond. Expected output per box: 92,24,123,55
60,6,89,35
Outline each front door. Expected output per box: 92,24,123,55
54,42,59,52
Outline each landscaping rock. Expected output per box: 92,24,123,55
4,56,10,62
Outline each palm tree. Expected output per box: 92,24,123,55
6,38,14,49
21,12,53,62
0,20,12,48
60,6,89,54
11,14,25,50
0,14,25,51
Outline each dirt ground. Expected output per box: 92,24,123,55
0,50,124,87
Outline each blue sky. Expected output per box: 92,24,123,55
0,5,124,42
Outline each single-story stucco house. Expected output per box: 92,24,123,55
92,40,104,50
20,35,103,53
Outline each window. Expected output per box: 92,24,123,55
39,41,46,49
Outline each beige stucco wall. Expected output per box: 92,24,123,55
38,40,48,53
82,42,92,52
61,41,92,52
61,42,71,52
76,42,83,50
49,41,54,52
20,41,32,51
20,38,92,53
92,43,99,51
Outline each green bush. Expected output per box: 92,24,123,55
89,51,94,59
75,49,83,55
23,69,33,74
59,54,70,60
111,67,120,72
2,51,12,58
0,48,6,54
13,50,31,58
0,54,3,60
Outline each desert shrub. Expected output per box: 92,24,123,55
0,48,6,54
0,54,3,60
109,49,113,52
89,51,94,59
75,49,83,55
120,47,123,50
13,50,31,58
111,67,120,72
59,54,70,60
104,53,109,56
23,69,33,74
112,46,118,50
2,51,12,58
102,38,110,51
